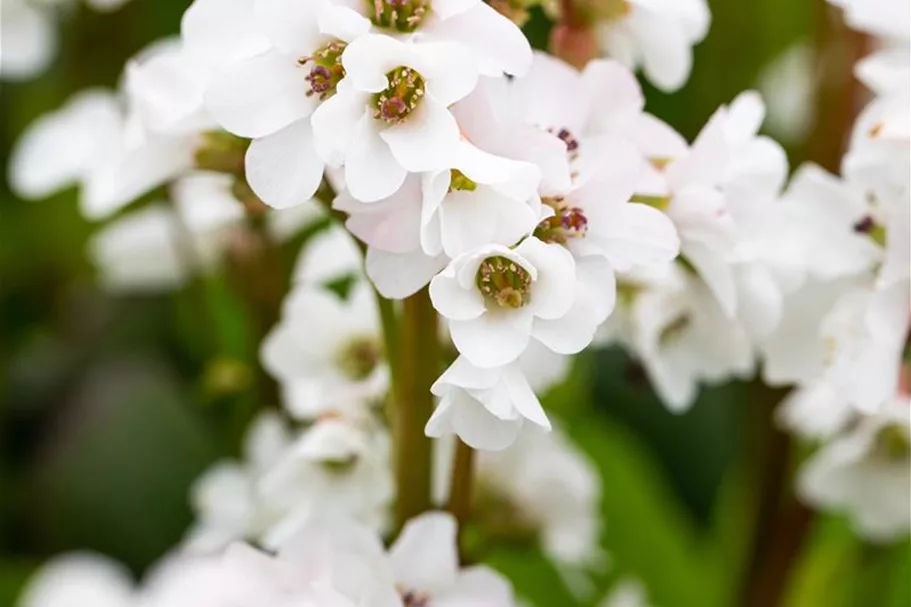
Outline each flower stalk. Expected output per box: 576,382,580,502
446,438,476,538
394,287,439,529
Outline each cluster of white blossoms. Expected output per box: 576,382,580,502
780,0,910,542
19,512,519,607
9,0,911,605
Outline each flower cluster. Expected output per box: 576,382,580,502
780,0,911,541
19,512,517,607
8,0,910,604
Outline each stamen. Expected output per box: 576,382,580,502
476,256,533,309
336,336,383,380
368,0,430,32
534,196,588,244
299,41,347,100
372,66,425,124
449,169,478,192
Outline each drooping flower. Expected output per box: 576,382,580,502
425,356,550,450
798,395,911,542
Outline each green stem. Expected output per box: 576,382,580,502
394,288,439,529
446,438,476,545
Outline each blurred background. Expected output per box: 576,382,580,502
0,1,908,606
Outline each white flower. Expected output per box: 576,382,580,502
828,0,910,43
336,138,544,298
291,224,365,286
592,0,711,92
88,172,245,292
186,412,291,553
312,34,477,202
261,281,388,417
0,0,57,81
258,413,394,543
756,42,816,144
503,52,687,178
16,553,136,607
199,0,373,210
625,264,754,412
798,396,911,542
599,579,652,607
335,175,450,299
8,89,123,211
334,0,532,77
386,512,515,607
762,280,909,418
431,237,600,368
425,356,550,450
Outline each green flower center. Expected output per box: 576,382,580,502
534,196,588,245
366,0,431,32
336,335,383,381
853,214,887,247
299,41,347,100
875,424,910,461
659,313,691,345
476,256,533,309
582,0,631,22
449,169,477,192
372,66,426,124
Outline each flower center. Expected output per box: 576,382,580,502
401,590,431,607
659,313,691,345
336,335,382,381
548,126,580,158
476,256,532,309
449,169,477,192
875,424,910,461
853,214,887,247
584,0,631,21
372,66,425,124
299,41,347,100
534,196,588,244
367,0,430,32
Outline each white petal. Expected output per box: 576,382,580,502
591,202,680,271
503,366,551,429
341,34,409,92
345,115,407,202
449,308,533,368
531,296,599,355
319,5,372,41
368,248,448,300
429,264,486,321
632,10,693,93
255,0,326,56
435,567,515,607
426,390,522,451
0,0,56,80
205,50,316,138
513,238,576,320
246,118,324,209
390,512,459,593
426,3,531,77
311,88,371,166
181,0,270,68
9,90,122,199
380,101,460,172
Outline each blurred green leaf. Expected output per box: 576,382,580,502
21,359,218,571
